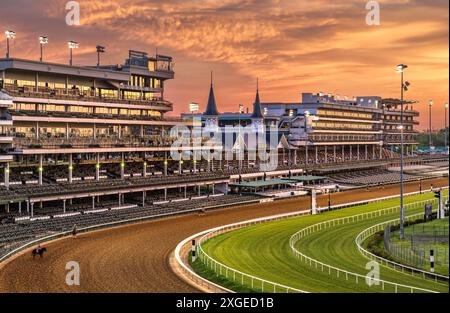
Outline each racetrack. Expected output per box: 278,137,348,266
0,177,447,293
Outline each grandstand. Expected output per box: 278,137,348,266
0,44,449,268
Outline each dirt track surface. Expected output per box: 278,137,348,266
0,178,448,293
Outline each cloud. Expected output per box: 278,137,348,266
0,0,448,129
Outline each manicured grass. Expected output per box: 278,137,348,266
385,217,449,275
197,192,449,293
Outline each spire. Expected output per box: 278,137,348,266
204,71,220,116
251,78,263,119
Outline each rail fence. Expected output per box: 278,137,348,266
188,191,446,293
289,198,447,293
355,198,449,282
384,224,449,273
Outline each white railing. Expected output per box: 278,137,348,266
289,198,446,293
178,190,447,293
196,210,312,293
355,198,449,281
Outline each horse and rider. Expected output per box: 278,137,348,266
32,244,47,258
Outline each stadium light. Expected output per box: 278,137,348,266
397,63,408,240
5,30,16,58
39,36,48,62
429,100,433,149
68,41,79,66
396,64,407,73
96,45,105,67
445,103,449,154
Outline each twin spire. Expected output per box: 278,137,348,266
203,72,263,119
204,71,220,116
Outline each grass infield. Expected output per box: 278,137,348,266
195,191,449,293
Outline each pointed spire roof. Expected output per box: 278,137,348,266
203,71,220,116
251,78,264,119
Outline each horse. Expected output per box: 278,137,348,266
32,247,47,258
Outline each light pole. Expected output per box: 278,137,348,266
39,36,48,62
5,30,15,58
445,103,448,154
396,64,408,240
238,103,243,173
429,100,433,151
96,45,105,67
68,41,79,66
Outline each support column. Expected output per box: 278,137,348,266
212,184,215,195
365,145,368,160
31,202,34,218
63,199,66,214
179,160,182,175
333,146,337,163
18,202,22,215
142,191,146,207
357,145,360,160
93,123,97,140
68,153,73,183
4,162,10,190
379,146,383,159
118,193,122,206
305,147,308,165
184,186,187,199
96,153,100,181
193,159,197,173
120,153,125,179
38,155,43,186
315,146,318,164
35,121,39,140
198,185,201,196
66,123,70,140
164,152,168,176
143,160,147,178
324,146,328,164
350,146,353,161
164,188,167,201
294,150,297,165
26,200,30,213
373,145,375,160
5,203,9,213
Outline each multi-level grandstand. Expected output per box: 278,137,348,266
0,47,448,263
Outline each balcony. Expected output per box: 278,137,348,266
1,83,172,110
309,134,383,143
12,135,214,150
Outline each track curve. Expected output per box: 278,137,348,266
0,178,447,293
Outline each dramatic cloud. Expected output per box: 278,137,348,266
0,0,448,129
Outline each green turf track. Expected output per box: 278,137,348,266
200,192,449,293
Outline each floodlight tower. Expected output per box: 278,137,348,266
68,41,79,66
39,36,48,62
5,30,16,58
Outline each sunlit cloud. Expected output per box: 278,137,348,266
0,0,448,129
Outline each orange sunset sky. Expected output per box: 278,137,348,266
0,0,448,130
